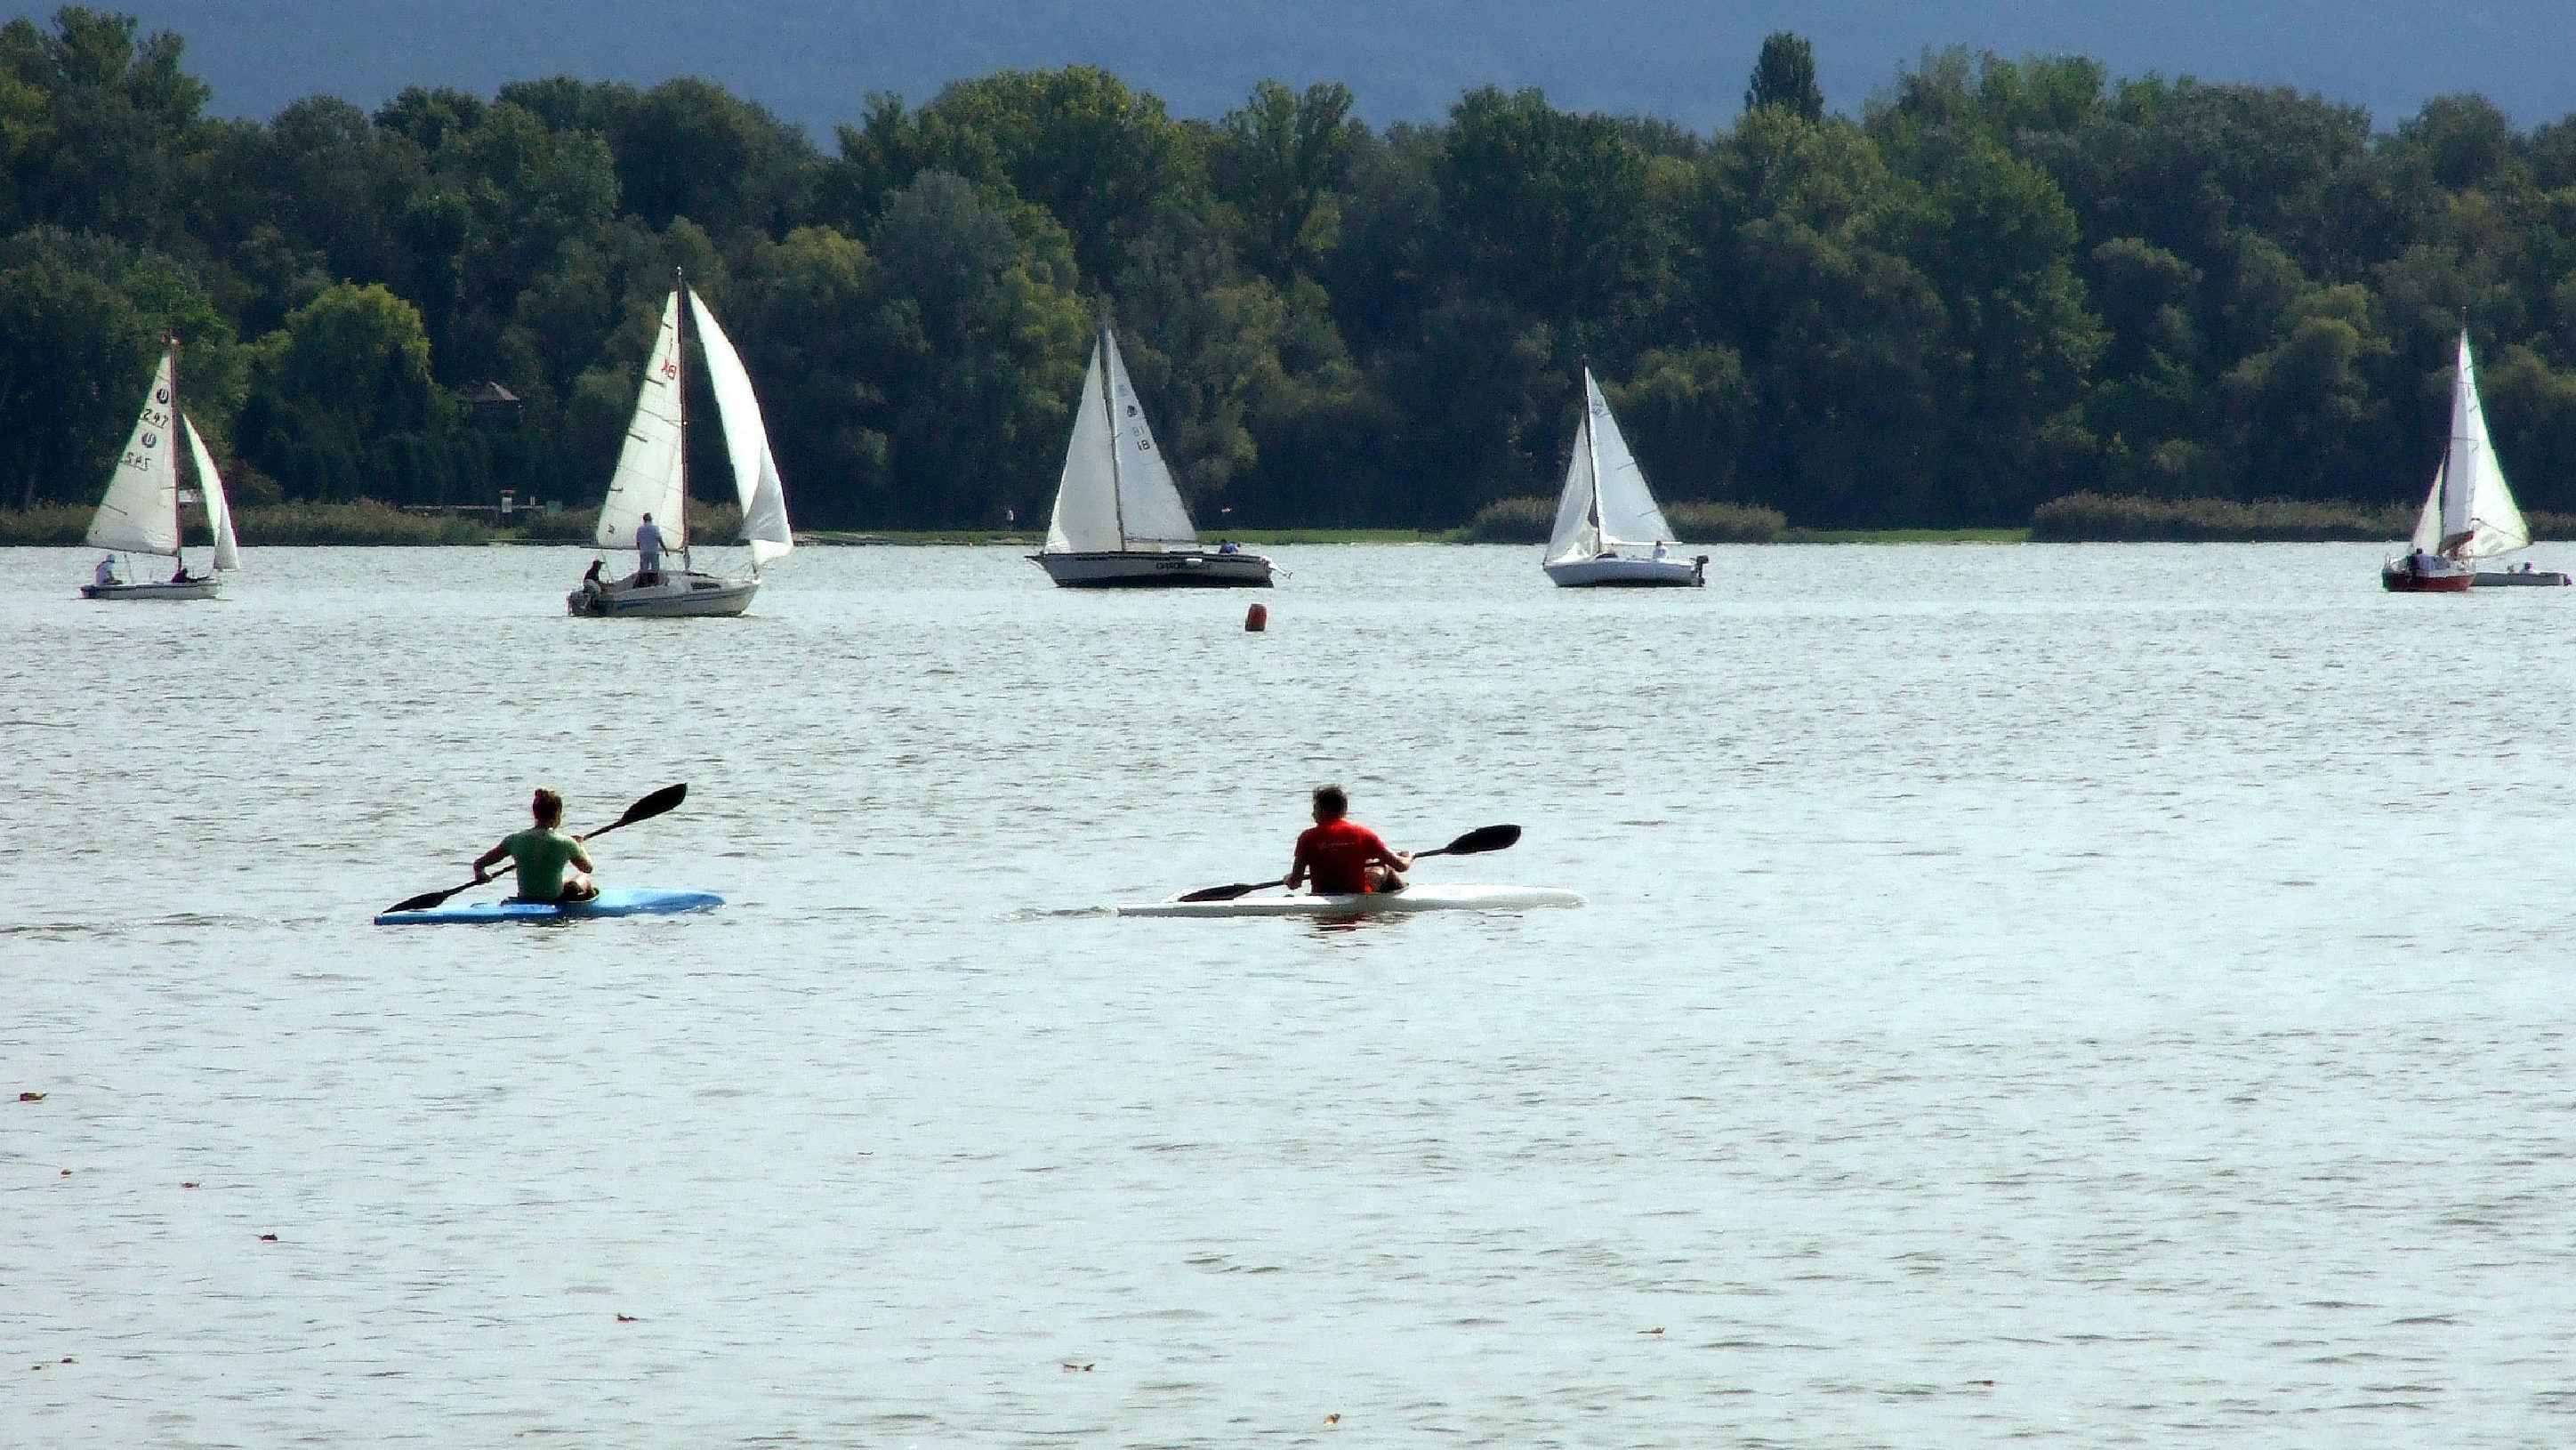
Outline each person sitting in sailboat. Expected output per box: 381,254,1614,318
94,555,117,588
635,512,665,585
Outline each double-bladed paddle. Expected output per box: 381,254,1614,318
380,783,688,914
1175,823,1522,903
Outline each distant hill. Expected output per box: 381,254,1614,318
25,0,2576,133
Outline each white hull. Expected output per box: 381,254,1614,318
1032,550,1275,588
568,568,759,617
1115,883,1585,918
1544,553,1706,588
82,576,219,601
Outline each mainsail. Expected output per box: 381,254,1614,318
1103,328,1198,548
686,288,793,568
1547,368,1674,563
87,351,182,556
1042,325,1199,553
597,291,688,552
2411,332,2529,560
184,415,241,572
1588,370,1675,546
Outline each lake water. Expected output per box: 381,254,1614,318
7,542,2575,1447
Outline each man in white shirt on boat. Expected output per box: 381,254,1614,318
635,512,664,584
93,555,117,588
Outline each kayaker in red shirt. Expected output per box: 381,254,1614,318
1286,785,1412,895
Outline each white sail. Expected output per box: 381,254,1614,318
2410,467,2442,553
1545,404,1601,564
1043,335,1122,552
2448,334,2527,559
597,291,689,552
86,351,182,556
686,289,792,568
1102,328,1199,549
1586,370,1676,546
184,415,240,572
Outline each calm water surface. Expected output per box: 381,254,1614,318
6,543,2575,1447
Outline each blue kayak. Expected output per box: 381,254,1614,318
374,887,723,926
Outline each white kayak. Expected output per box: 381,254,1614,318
1115,883,1584,918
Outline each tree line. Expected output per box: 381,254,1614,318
5,10,2575,533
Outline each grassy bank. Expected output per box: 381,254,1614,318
1777,526,2029,544
2,499,745,547
36,493,2542,549
2029,493,2418,543
1455,495,1789,544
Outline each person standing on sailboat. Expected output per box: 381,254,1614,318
94,555,117,588
634,512,665,584
1286,785,1412,896
473,788,598,904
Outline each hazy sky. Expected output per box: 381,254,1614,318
24,1,2573,133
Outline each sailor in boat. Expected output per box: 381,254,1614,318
1654,541,1671,560
1218,539,1240,554
635,512,665,586
93,555,118,589
1286,785,1413,897
471,787,599,904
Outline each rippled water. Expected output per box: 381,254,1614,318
7,542,2576,1446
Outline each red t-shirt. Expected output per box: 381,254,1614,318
1294,818,1393,895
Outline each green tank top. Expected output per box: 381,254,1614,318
503,827,583,901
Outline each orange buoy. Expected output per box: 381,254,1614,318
1244,603,1268,632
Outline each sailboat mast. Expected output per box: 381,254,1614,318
1583,371,1604,546
1102,325,1127,552
167,336,185,569
673,274,688,562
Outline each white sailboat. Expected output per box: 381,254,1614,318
2384,332,2564,591
569,279,793,617
1030,323,1271,588
80,342,241,600
1542,367,1706,587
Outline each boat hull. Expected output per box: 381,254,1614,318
375,887,724,926
568,568,759,617
1032,550,1275,588
2473,569,2571,586
81,577,219,600
1115,883,1585,918
1544,554,1707,588
2382,564,2475,593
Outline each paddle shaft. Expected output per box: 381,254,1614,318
383,785,686,914
1177,824,1520,903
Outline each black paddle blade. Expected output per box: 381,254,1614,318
1177,880,1276,903
1434,823,1520,857
383,879,479,914
611,783,688,829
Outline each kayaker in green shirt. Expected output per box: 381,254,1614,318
472,787,598,903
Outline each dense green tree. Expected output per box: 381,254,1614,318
1211,79,1364,283
10,8,2576,533
865,170,1088,525
1439,86,1670,355
1744,32,1825,123
237,282,437,502
0,7,207,245
0,226,239,508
